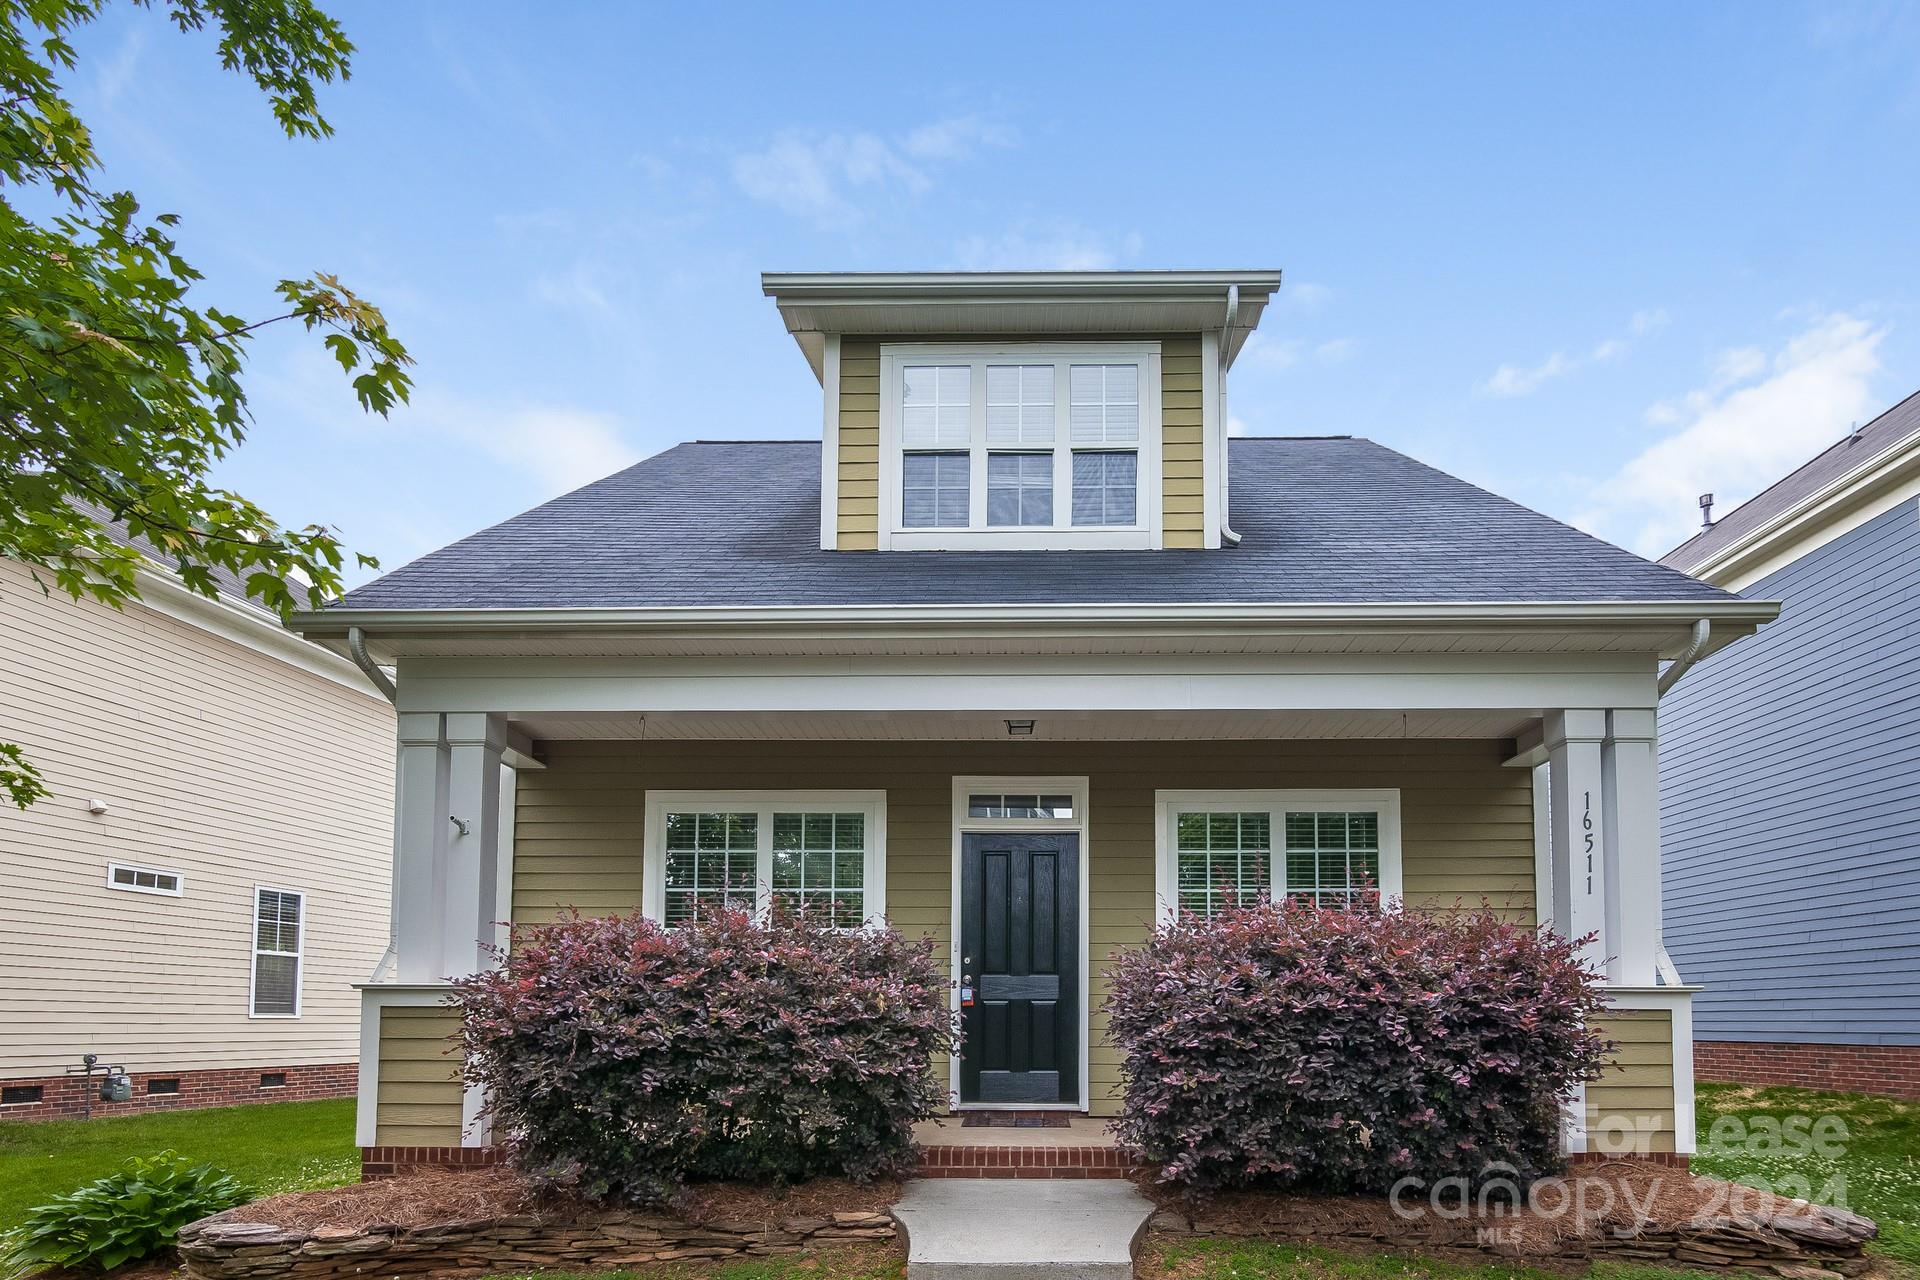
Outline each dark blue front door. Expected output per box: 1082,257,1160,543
959,831,1080,1104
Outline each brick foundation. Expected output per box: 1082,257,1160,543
0,1062,355,1122
1695,1040,1920,1100
1569,1150,1691,1169
361,1145,508,1180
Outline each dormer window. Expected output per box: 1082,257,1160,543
878,342,1162,549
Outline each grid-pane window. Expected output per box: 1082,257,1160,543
903,452,969,527
663,811,758,925
252,889,303,1016
1174,812,1272,917
1069,364,1140,444
771,812,867,927
887,348,1151,541
1071,451,1138,526
987,453,1053,526
968,793,1075,819
109,864,183,896
1283,810,1382,905
901,365,971,447
986,365,1055,445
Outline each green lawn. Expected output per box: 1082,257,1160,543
0,1097,358,1230
1690,1082,1919,1267
1140,1240,1734,1280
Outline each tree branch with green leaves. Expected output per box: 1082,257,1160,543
1,0,411,808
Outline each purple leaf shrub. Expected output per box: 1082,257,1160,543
1104,898,1609,1194
452,908,955,1204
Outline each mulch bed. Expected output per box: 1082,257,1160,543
1140,1160,1881,1273
213,1166,899,1234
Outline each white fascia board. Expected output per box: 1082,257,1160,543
1679,435,1920,589
762,270,1283,298
131,569,385,698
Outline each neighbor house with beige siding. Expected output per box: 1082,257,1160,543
292,270,1775,1173
0,543,394,1119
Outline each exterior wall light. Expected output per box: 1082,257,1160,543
1005,719,1036,736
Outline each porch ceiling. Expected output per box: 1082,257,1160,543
504,708,1537,742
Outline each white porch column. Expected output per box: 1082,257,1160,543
1602,708,1662,985
392,712,451,982
445,714,508,979
1544,709,1609,974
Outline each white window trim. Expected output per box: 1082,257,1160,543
1152,789,1404,924
249,885,305,1020
947,775,1092,1113
106,862,185,897
878,341,1163,551
641,790,889,928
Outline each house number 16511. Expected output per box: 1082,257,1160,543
1582,790,1594,894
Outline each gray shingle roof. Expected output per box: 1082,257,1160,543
333,437,1730,611
1661,389,1920,574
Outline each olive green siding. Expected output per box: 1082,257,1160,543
1586,1008,1678,1154
373,1003,463,1146
1159,334,1206,548
832,334,1209,551
512,738,1534,1117
836,339,880,551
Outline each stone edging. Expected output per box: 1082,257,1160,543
178,1207,895,1278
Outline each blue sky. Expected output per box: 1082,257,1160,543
63,2,1920,581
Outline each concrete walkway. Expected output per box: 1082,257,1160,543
890,1178,1155,1279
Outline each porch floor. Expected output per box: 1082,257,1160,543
912,1115,1116,1148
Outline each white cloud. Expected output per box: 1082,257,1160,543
1484,351,1576,397
1238,332,1355,374
1315,338,1357,363
951,222,1141,271
733,115,1014,227
1277,281,1332,311
1479,308,1669,398
1576,312,1886,556
405,390,642,497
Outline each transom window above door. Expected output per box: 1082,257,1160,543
878,343,1162,550
1153,790,1403,921
644,792,887,929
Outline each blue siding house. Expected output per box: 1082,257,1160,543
1659,389,1920,1099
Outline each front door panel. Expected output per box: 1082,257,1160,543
959,831,1080,1104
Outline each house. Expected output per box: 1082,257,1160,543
1658,388,1920,1100
0,522,395,1119
290,270,1776,1177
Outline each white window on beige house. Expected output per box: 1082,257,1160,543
1153,790,1403,921
879,343,1162,550
106,862,185,897
250,887,305,1018
643,791,887,929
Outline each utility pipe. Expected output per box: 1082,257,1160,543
1219,284,1242,546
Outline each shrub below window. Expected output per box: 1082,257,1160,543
1105,898,1609,1194
1,1152,246,1273
453,908,954,1205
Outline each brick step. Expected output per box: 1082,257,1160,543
914,1144,1134,1179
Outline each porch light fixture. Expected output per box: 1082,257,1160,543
1005,719,1035,736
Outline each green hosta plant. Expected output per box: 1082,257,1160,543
0,1152,247,1275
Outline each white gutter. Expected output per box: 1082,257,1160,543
297,599,1777,633
1220,283,1242,547
1655,618,1712,697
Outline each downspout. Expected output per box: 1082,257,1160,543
1219,284,1242,546
348,625,402,982
1656,617,1711,697
348,625,398,703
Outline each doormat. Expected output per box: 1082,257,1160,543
959,1111,1072,1128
